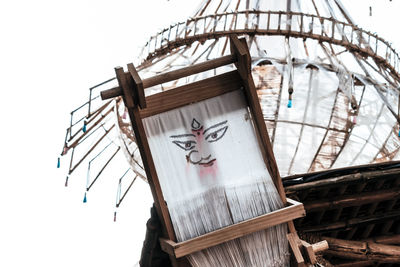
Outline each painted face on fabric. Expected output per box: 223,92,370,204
170,118,228,168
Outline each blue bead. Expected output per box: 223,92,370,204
83,192,87,203
398,129,400,137
57,157,60,168
287,99,292,108
82,123,87,133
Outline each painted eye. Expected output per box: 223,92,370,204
205,126,228,143
172,140,196,151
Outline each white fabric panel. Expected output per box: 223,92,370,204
290,126,326,174
143,90,274,203
143,90,288,266
303,68,338,126
273,122,302,176
333,85,383,168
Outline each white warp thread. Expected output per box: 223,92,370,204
143,90,289,266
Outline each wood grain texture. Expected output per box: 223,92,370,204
305,187,400,211
159,198,305,258
287,232,306,267
323,236,400,263
142,55,236,89
140,70,242,118
127,63,146,108
116,66,176,242
115,67,135,108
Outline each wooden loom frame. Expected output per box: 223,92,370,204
101,35,312,266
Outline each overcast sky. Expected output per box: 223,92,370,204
1,1,399,267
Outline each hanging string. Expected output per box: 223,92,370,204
85,141,117,192
83,159,91,203
113,168,130,222
351,95,358,125
288,58,294,108
285,37,294,109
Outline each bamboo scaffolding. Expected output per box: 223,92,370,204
140,11,400,80
323,236,400,263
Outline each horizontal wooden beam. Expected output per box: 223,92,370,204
323,236,400,263
283,160,400,181
285,168,400,193
301,209,400,233
304,188,400,211
143,54,236,88
140,70,242,118
159,198,305,258
100,55,237,100
334,261,374,267
364,234,400,245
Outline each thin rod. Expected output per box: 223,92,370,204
116,175,137,208
87,146,121,191
69,125,115,174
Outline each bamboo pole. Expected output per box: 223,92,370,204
302,209,400,233
364,235,400,245
323,236,400,263
285,167,400,193
304,187,400,212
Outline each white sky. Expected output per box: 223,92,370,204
0,1,399,267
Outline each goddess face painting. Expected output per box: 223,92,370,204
170,118,228,168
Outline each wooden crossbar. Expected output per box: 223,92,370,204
159,198,305,258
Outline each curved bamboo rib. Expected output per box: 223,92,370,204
140,11,400,80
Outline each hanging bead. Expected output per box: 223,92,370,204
57,157,60,168
398,129,400,137
83,192,87,203
288,87,293,108
287,99,292,108
82,121,87,133
65,176,69,187
113,211,117,222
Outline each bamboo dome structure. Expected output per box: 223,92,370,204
119,0,400,177
60,0,400,266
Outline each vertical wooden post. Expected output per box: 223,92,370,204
114,67,176,241
229,35,287,203
230,35,309,266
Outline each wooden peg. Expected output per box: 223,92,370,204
287,232,306,267
115,67,135,108
127,63,146,109
229,35,250,80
